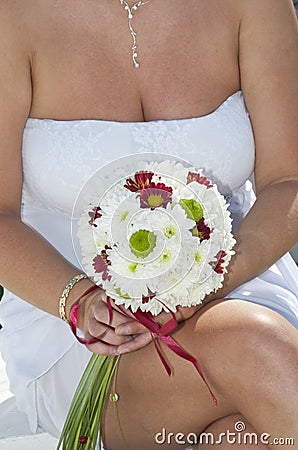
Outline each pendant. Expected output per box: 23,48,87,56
110,392,120,402
119,0,150,68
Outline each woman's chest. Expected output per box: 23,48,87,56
28,0,241,121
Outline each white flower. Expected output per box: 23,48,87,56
77,212,98,257
78,160,236,315
144,160,189,183
92,227,110,251
107,247,158,297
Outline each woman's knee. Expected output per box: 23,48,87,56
190,301,298,439
195,298,297,351
193,299,298,402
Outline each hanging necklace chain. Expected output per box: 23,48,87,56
119,0,150,68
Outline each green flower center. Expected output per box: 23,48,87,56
95,238,102,247
147,194,164,207
115,287,131,299
128,262,139,273
194,251,202,264
179,198,203,222
161,250,171,263
129,230,157,259
164,224,176,238
120,211,129,222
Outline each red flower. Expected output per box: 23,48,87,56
152,182,173,193
79,436,88,445
187,172,213,189
88,206,102,227
124,171,154,192
139,186,173,209
142,293,155,304
190,218,213,242
212,250,227,274
125,171,173,209
93,246,111,281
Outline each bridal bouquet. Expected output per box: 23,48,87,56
58,159,235,450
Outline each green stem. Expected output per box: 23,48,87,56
57,354,121,450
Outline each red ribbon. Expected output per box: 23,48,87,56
69,289,217,405
116,302,217,405
69,285,103,345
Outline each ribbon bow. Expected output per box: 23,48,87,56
69,286,217,405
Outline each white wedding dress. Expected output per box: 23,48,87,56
0,91,297,442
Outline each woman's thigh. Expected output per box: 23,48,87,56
199,414,269,449
102,299,298,450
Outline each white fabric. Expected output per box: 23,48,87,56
0,352,12,404
0,397,32,438
0,90,297,438
0,433,58,450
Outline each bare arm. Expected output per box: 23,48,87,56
213,0,298,299
0,5,140,354
0,6,93,314
175,0,298,302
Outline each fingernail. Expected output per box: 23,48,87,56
115,326,125,335
111,348,119,355
118,348,128,355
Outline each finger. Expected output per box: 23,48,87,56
88,318,133,346
116,311,179,336
93,300,135,328
155,311,175,325
115,320,149,336
109,302,137,323
173,307,185,322
86,340,120,357
109,300,136,320
117,332,152,354
175,305,199,322
92,289,132,317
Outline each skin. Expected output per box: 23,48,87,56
0,0,297,448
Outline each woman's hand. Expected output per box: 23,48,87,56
114,295,216,355
78,288,152,356
77,288,215,356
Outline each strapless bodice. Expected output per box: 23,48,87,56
22,91,255,216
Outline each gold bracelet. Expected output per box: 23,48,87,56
59,274,88,323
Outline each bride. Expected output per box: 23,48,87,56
0,0,297,449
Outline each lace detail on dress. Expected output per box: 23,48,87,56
127,92,254,194
128,121,197,156
22,90,254,215
22,121,114,214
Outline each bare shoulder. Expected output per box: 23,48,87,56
0,0,63,45
0,1,36,214
237,0,297,21
230,0,297,43
234,0,298,190
0,0,33,95
0,0,32,51
0,0,28,25
237,0,298,79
